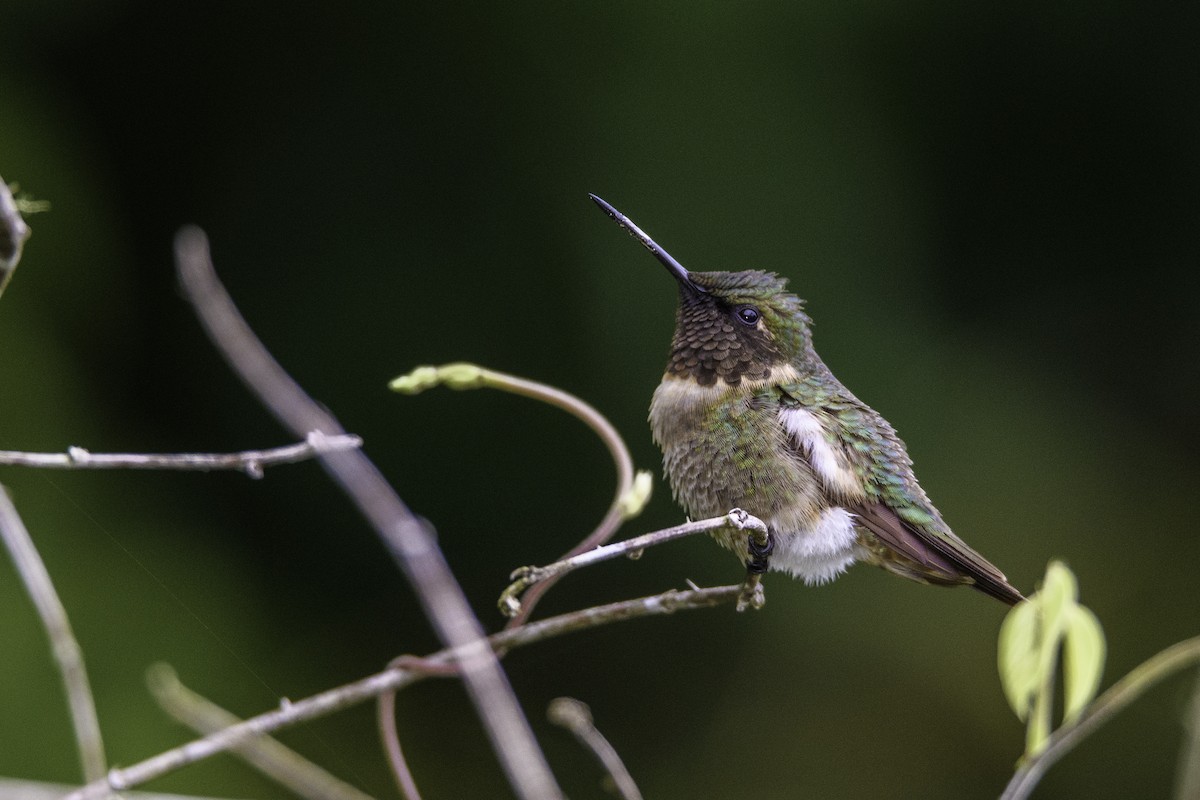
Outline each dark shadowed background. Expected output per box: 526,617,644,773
2,2,1198,798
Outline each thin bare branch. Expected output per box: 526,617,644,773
498,509,767,618
147,664,376,800
547,698,643,800
1001,635,1200,800
0,433,362,478
0,777,243,800
0,486,107,782
63,583,743,800
173,228,561,800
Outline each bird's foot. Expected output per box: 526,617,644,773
736,529,772,612
745,529,774,574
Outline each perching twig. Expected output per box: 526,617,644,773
392,363,653,627
548,698,643,800
0,486,107,783
1001,635,1200,800
63,583,743,800
0,432,362,478
173,228,562,800
147,664,376,800
499,509,768,618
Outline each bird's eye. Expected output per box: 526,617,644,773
735,305,761,326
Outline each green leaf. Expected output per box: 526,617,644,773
1061,605,1106,724
999,598,1041,722
997,560,1110,763
1039,561,1077,637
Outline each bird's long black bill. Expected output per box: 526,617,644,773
588,194,704,292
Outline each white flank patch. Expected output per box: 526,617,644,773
779,407,862,497
770,507,861,584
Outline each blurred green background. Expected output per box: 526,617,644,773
2,2,1198,798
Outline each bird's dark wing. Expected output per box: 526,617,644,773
777,380,1024,605
848,499,1025,605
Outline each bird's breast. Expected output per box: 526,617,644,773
649,377,826,526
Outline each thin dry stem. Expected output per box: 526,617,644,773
63,583,742,800
0,777,237,800
173,227,560,800
0,432,362,477
147,664,375,800
548,698,643,800
0,486,107,782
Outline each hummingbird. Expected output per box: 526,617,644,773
590,194,1024,606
